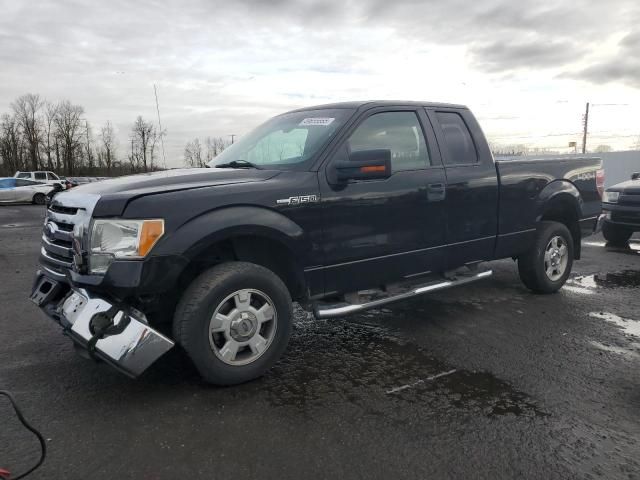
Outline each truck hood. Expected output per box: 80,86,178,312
69,168,279,196
609,179,640,194
57,168,281,217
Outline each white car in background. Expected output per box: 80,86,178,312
0,177,56,205
14,171,65,188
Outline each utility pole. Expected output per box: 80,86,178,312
229,134,236,144
581,102,589,154
85,120,92,170
153,84,167,170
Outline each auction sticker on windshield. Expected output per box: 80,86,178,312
299,117,335,126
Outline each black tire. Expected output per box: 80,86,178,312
173,262,293,385
602,221,632,245
518,221,574,294
32,193,46,205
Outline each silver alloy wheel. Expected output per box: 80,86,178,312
544,235,568,281
208,288,277,366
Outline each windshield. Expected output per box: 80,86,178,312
208,108,353,169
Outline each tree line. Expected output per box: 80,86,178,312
0,93,164,177
183,136,229,167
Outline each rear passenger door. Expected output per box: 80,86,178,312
427,108,499,266
318,107,448,294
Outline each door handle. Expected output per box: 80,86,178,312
427,183,446,201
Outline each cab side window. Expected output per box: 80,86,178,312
348,112,430,172
435,112,478,165
16,179,37,187
34,172,47,180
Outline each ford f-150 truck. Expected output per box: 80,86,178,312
30,101,604,385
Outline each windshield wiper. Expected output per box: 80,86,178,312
214,160,262,170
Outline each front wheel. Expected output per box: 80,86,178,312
173,262,293,385
602,221,632,245
518,221,574,294
32,193,46,205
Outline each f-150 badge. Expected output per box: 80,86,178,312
276,195,319,206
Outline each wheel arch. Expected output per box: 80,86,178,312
160,206,310,302
536,180,582,259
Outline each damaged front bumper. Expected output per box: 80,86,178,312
31,272,175,378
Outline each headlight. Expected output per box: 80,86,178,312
89,219,164,274
603,191,620,203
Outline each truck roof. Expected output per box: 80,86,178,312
288,100,468,112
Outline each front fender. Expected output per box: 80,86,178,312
152,205,307,260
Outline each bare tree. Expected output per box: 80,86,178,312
12,93,44,170
594,144,613,153
0,114,23,175
42,101,58,171
83,120,95,170
99,121,117,174
131,116,158,172
128,138,141,172
184,138,204,167
204,136,228,163
54,100,85,175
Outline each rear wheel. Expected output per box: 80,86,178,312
32,193,46,205
518,221,574,294
602,221,632,245
173,262,293,385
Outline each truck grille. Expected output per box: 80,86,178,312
619,192,640,206
40,193,100,280
611,211,640,226
48,204,79,215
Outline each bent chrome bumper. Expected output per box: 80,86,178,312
32,274,174,377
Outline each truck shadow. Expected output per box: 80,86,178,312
139,308,547,420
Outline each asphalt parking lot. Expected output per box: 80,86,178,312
1,204,639,480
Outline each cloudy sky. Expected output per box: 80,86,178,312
1,0,639,166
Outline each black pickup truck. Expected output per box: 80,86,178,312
601,172,640,244
31,101,604,385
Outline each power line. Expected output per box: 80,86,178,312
488,132,581,139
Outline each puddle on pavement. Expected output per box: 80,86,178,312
247,312,546,418
569,270,640,291
587,312,640,359
588,340,640,359
584,239,640,255
589,312,640,337
1,222,41,229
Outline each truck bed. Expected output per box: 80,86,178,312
494,156,602,258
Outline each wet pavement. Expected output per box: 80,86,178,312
1,204,639,479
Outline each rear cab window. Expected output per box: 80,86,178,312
434,111,478,166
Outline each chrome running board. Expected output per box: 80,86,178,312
314,270,493,319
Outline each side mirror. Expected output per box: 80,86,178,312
632,172,640,180
334,149,392,182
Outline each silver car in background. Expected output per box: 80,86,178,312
0,177,56,205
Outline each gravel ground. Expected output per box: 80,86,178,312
1,204,639,480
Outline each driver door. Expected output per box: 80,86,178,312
318,107,448,294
